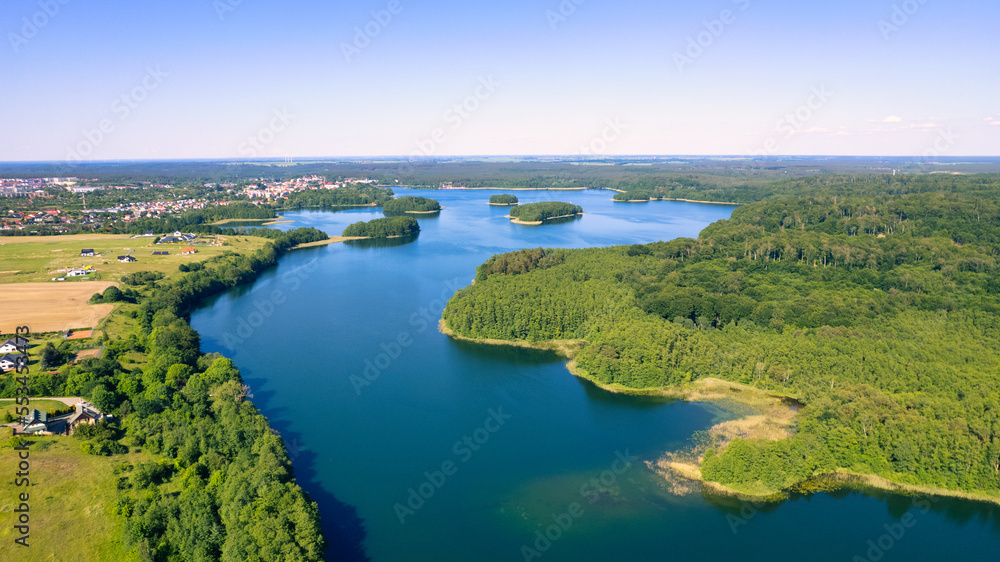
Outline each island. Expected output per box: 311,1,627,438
488,194,519,206
507,201,583,225
382,196,442,214
613,190,661,202
342,216,420,238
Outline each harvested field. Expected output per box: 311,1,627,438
0,282,116,333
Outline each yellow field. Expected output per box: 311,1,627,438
0,282,117,334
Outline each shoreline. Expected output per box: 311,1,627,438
210,217,283,226
404,208,443,214
488,202,519,206
437,319,1000,507
442,187,587,191
289,236,365,250
505,212,583,225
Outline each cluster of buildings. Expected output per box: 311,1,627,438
89,198,211,221
241,175,377,199
0,337,28,372
1,209,86,232
0,177,78,198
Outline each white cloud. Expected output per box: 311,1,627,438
881,115,903,123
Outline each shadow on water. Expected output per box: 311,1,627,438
383,210,442,219
701,474,1000,536
243,376,370,562
344,234,419,249
448,338,567,366
575,376,679,409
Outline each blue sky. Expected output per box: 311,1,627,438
2,0,997,160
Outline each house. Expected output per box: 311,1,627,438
14,402,110,436
182,247,197,255
0,353,27,372
18,410,57,434
118,255,137,263
67,269,88,277
0,337,28,353
65,402,110,432
157,236,179,244
80,248,95,257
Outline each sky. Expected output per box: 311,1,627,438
1,0,998,160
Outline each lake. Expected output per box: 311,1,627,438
191,189,1000,561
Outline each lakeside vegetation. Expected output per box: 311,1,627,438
444,174,1000,500
279,184,394,209
489,194,519,205
343,216,420,238
508,202,583,224
0,227,331,560
613,189,664,202
382,195,441,214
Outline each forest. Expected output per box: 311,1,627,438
279,185,394,208
443,174,1000,498
508,201,583,223
381,195,441,214
489,194,519,205
1,227,330,560
342,216,420,238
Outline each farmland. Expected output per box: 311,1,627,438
0,233,269,285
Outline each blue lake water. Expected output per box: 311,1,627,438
191,189,1000,561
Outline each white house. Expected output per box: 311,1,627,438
0,337,27,353
0,353,27,372
80,249,95,257
67,268,88,277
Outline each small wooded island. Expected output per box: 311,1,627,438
342,216,420,238
489,194,519,206
382,196,442,214
613,189,665,202
507,201,583,225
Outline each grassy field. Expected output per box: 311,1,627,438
0,437,145,560
0,399,72,418
0,233,269,285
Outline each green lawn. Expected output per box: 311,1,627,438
0,399,72,418
0,437,147,560
0,234,269,285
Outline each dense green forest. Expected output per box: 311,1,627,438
489,194,519,205
444,174,1000,498
508,202,583,223
280,185,394,208
2,227,330,560
381,196,441,214
343,216,420,238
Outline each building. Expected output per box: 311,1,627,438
0,353,27,372
0,337,28,353
182,247,197,255
14,402,111,436
80,249,95,257
67,269,88,277
118,255,137,263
